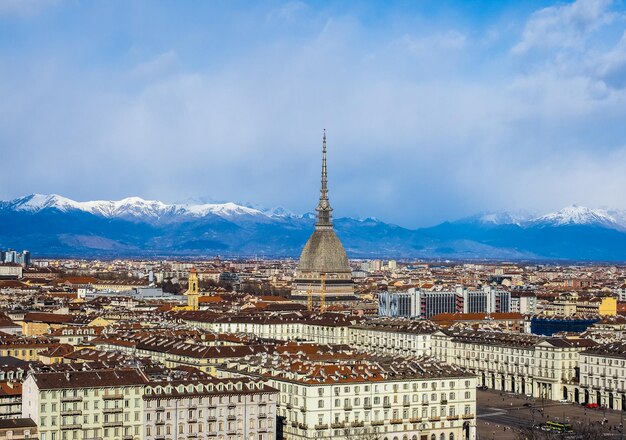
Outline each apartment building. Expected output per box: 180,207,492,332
379,287,511,319
22,369,147,440
432,329,595,400
576,341,626,410
22,365,278,440
143,377,277,440
219,350,477,440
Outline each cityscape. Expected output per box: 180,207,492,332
2,1,626,440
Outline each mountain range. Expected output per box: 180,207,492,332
3,194,626,261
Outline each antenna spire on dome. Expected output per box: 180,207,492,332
316,129,332,228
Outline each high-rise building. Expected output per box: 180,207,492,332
379,286,511,318
291,131,355,302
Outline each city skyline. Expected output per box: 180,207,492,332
2,0,626,228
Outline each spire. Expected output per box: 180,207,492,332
316,129,333,228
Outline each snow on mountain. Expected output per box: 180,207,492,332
530,205,621,229
456,210,533,226
3,194,269,221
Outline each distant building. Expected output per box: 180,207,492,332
511,291,538,314
0,250,30,267
379,286,511,318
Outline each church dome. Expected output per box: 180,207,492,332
298,229,351,274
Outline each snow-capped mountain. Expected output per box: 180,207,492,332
4,194,626,260
462,205,626,230
2,194,272,222
459,210,534,226
530,205,622,229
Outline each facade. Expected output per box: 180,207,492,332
143,378,278,440
510,292,537,315
22,369,147,440
291,132,355,302
432,329,596,400
0,418,37,440
220,352,477,440
574,341,626,410
22,367,278,440
378,287,511,319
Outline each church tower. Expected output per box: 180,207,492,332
291,131,355,303
186,267,199,311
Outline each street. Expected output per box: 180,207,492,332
476,389,626,439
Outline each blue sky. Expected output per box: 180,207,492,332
1,0,626,227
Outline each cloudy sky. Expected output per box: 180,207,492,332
1,0,626,227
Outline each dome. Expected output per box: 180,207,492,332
297,229,351,274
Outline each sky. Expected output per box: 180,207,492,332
1,0,626,227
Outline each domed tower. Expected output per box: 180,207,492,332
291,131,355,303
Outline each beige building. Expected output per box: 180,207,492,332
143,377,278,440
219,351,477,440
432,329,595,400
22,369,147,440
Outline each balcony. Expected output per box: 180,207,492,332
351,421,364,428
315,424,328,430
429,417,441,422
61,396,82,403
331,422,345,429
103,421,123,427
390,419,402,424
60,424,82,430
448,415,459,420
60,410,82,416
462,414,475,419
227,415,236,421
207,416,217,422
103,408,123,414
344,405,353,411
155,420,165,425
364,403,372,410
409,418,421,423
286,403,292,409
258,413,267,418
403,402,410,407
207,432,218,437
421,402,429,406
383,402,391,409
371,420,384,426
298,423,308,430
440,400,448,405
156,406,165,412
103,394,124,400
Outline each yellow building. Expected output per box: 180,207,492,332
598,296,617,316
172,268,200,312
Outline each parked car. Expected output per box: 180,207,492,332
585,403,599,409
558,399,569,404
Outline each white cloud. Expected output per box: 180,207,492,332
595,31,626,89
512,0,614,54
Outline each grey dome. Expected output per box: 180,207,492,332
298,229,350,273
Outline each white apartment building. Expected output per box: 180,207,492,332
432,329,596,400
22,369,147,440
576,341,626,410
143,377,278,440
219,352,477,440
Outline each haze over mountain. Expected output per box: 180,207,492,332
3,194,626,261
